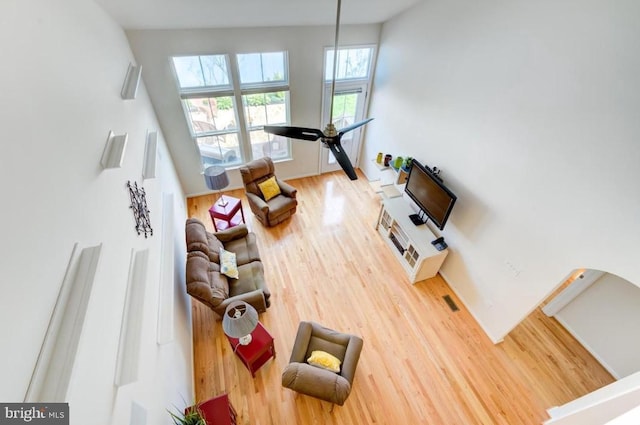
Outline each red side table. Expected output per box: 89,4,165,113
186,393,237,425
209,195,245,231
226,322,276,377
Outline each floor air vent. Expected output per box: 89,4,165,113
443,295,459,312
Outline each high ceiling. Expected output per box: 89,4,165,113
94,0,423,29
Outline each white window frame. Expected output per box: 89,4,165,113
171,52,292,170
320,45,377,173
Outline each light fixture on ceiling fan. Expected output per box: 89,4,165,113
263,0,373,180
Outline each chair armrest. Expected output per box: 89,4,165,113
246,192,269,213
289,321,313,363
213,224,249,242
340,335,363,384
282,362,351,405
277,179,297,199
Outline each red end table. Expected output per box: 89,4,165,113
226,322,276,377
186,393,237,425
209,195,245,231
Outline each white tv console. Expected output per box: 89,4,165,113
375,197,448,283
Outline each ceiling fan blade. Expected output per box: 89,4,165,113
263,125,324,142
338,118,374,137
328,141,358,180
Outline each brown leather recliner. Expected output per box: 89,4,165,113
239,157,297,227
281,321,363,407
185,218,271,317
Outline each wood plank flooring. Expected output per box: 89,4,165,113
186,170,613,425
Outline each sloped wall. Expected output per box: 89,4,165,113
0,0,193,423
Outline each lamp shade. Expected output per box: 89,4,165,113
222,301,258,340
204,166,229,191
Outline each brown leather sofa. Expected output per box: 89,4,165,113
185,218,271,316
239,157,297,227
281,321,363,406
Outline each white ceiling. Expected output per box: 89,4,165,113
94,0,423,29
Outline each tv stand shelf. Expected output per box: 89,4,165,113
375,197,448,283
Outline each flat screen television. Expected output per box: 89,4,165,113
404,160,457,230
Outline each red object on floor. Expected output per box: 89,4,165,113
209,195,245,231
226,321,276,377
186,393,237,425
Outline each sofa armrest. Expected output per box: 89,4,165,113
213,224,249,242
282,362,351,406
186,281,218,308
277,179,297,199
185,251,228,308
214,289,267,316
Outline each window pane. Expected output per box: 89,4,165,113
200,55,230,87
331,93,358,154
238,53,262,84
238,52,287,85
243,91,288,128
185,97,237,135
173,56,205,88
325,48,373,81
244,90,290,160
331,93,358,129
249,130,289,161
262,52,286,82
172,55,229,89
196,133,241,167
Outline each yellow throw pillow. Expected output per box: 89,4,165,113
307,350,341,373
219,248,239,279
257,176,281,201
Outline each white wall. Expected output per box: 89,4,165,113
0,0,193,423
125,24,381,195
362,0,640,342
554,273,640,379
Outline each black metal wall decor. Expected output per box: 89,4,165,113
127,180,153,238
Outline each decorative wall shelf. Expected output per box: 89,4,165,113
130,401,147,425
115,249,149,387
25,243,102,402
101,131,128,169
157,193,175,345
143,131,158,179
121,63,142,100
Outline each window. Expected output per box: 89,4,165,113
323,46,375,133
324,47,374,82
320,46,375,173
171,52,291,168
238,52,290,161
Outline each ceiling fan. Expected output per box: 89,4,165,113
263,0,373,180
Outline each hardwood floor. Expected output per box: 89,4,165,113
187,170,613,425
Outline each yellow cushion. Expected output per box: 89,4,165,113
307,350,341,373
219,248,238,279
258,176,281,201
